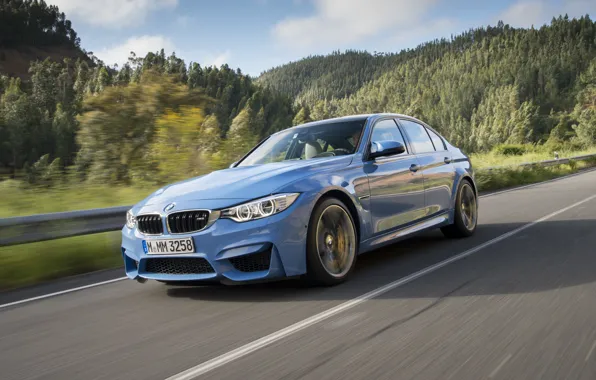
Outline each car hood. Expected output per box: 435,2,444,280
139,156,353,208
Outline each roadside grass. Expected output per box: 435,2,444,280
469,146,596,169
474,157,596,192
1,149,596,291
0,232,122,291
0,181,156,218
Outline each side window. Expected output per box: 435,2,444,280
400,120,435,154
426,128,446,151
370,119,407,154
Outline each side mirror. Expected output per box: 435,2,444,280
229,161,238,168
369,140,406,159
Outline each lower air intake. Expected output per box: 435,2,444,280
144,258,214,275
229,249,272,272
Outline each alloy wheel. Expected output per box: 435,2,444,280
460,183,477,231
315,205,356,278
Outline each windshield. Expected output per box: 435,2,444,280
237,119,367,166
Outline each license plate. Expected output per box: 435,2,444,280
142,238,195,254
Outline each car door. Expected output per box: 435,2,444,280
364,118,426,235
398,119,455,216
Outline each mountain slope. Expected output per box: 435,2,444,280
0,0,89,79
257,24,513,105
259,16,596,152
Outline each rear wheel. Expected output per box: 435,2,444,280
441,179,478,238
306,197,358,286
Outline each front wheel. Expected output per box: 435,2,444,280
306,197,358,286
441,179,478,238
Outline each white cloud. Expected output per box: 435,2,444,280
389,18,458,46
498,1,549,28
498,0,596,28
209,50,232,68
272,0,439,50
49,0,178,28
96,35,175,67
95,38,233,70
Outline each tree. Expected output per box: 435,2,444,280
1,78,34,177
149,106,205,183
0,0,80,49
571,59,596,146
52,103,76,166
29,59,62,114
218,108,260,165
311,100,329,121
507,101,539,145
96,66,111,92
26,154,62,187
75,70,211,183
196,114,223,171
292,105,312,126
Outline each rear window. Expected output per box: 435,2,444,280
426,128,446,151
399,119,435,154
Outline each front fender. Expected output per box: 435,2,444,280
274,160,374,244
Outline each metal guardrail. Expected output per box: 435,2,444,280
482,153,596,170
0,206,131,247
1,153,595,247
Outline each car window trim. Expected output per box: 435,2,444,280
396,118,438,155
424,125,446,151
399,117,447,151
234,135,271,167
363,117,413,162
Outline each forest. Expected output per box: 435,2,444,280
259,17,596,153
0,0,79,48
0,0,595,191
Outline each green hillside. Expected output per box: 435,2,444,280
257,50,398,104
0,0,90,79
259,17,596,152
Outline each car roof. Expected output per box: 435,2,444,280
287,113,422,131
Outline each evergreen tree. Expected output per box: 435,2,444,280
292,106,312,126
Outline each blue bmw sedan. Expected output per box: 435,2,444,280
121,113,478,286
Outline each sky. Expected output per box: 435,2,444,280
47,0,596,77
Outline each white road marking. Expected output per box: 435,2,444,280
586,340,596,362
489,353,512,378
325,312,366,329
0,277,127,310
165,193,596,380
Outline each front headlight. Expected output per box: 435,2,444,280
221,193,300,222
126,209,136,229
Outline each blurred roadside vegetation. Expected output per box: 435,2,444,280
1,144,595,218
474,155,596,192
0,232,121,290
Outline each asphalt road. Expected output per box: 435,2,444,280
1,170,596,380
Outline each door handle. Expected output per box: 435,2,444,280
409,164,420,172
444,157,452,164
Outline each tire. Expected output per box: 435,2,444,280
441,179,478,238
305,197,358,286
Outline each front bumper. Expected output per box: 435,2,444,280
121,194,314,284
